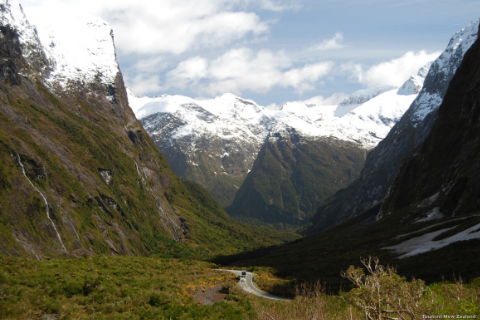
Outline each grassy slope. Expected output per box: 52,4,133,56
0,49,298,259
182,181,301,250
0,255,255,319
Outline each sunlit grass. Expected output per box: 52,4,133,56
1,255,479,319
0,255,253,319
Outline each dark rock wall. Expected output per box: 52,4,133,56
379,25,480,220
305,23,479,235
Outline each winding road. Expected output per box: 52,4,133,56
219,269,291,301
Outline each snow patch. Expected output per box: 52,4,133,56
385,222,480,258
0,0,45,69
415,207,444,223
338,85,396,108
37,13,120,88
411,19,479,122
417,192,440,208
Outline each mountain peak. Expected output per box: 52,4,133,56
18,4,120,90
0,0,49,77
338,85,397,107
398,61,432,95
411,18,479,122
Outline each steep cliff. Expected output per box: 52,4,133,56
305,19,479,234
378,21,480,223
0,0,298,259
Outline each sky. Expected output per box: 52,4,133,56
21,0,480,108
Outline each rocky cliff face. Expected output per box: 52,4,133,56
305,19,480,235
378,21,480,223
0,0,297,259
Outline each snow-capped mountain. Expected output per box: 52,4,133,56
0,0,120,98
129,65,428,209
129,91,270,207
306,18,480,235
132,77,425,150
32,11,120,90
398,62,432,95
0,0,192,258
337,85,395,107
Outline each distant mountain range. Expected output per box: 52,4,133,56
129,64,428,229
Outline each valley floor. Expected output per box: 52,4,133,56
0,255,479,319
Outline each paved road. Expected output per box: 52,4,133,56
218,269,291,301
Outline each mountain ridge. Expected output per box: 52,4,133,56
129,68,426,213
304,18,480,235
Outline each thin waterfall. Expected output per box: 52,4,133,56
12,234,40,261
134,161,141,176
66,218,80,241
14,153,67,252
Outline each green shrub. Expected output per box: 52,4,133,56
93,293,105,304
148,293,163,307
62,281,83,297
82,277,102,296
42,298,61,313
472,277,480,288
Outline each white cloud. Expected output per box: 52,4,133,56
309,32,344,51
298,93,349,106
253,0,302,11
161,48,334,95
281,62,334,94
265,92,348,110
131,56,169,73
127,74,163,95
165,57,209,89
21,0,280,55
344,51,441,87
265,103,282,110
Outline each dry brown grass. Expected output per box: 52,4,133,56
251,258,480,320
252,281,360,320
